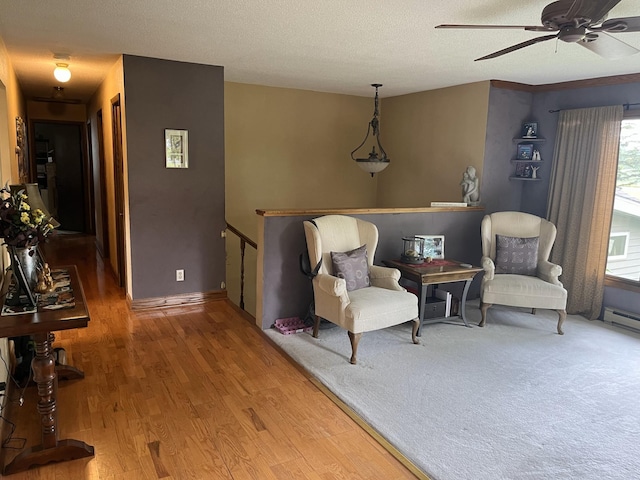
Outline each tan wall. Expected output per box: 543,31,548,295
224,82,490,314
224,83,377,314
377,82,490,207
0,37,25,185
0,36,25,409
87,57,130,294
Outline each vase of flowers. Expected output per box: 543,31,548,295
0,184,58,297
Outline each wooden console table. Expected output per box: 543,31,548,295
383,259,482,336
0,265,94,475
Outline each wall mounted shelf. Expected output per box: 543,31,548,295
509,176,541,181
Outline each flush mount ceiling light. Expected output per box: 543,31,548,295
53,63,71,82
53,54,71,82
350,83,390,177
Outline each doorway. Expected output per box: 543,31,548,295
31,121,89,234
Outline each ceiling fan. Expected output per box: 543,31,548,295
436,0,640,61
33,87,82,104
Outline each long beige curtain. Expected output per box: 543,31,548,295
547,105,623,319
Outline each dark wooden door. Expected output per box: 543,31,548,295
95,110,109,259
111,94,126,287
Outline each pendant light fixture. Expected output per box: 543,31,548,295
350,84,390,177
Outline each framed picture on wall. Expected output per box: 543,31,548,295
416,235,445,259
165,129,189,168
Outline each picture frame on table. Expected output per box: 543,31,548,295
165,129,189,169
517,143,534,160
416,235,445,259
522,122,538,138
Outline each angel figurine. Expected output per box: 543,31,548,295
531,166,540,179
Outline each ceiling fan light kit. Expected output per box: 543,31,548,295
436,0,640,61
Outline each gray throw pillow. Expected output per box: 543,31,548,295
495,235,539,276
331,245,370,291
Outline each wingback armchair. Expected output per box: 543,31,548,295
303,215,419,364
480,211,568,334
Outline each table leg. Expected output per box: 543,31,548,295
459,279,473,328
417,283,428,337
3,332,94,475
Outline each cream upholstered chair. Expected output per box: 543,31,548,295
480,211,568,334
303,215,419,364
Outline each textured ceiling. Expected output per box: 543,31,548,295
0,0,639,102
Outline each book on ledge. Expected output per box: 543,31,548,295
434,288,452,317
430,202,468,207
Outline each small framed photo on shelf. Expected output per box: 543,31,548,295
515,163,527,177
522,122,538,138
165,129,189,169
416,235,445,259
516,143,534,160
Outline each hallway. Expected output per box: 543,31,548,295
0,234,417,479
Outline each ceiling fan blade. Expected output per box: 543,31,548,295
475,34,558,61
564,0,584,21
599,16,640,33
436,24,556,32
580,0,623,24
579,31,640,59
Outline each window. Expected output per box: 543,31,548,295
605,117,640,283
608,232,629,260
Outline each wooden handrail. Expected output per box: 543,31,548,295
225,223,257,311
226,223,257,249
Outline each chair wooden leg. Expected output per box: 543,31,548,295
479,302,492,327
411,318,420,344
556,309,566,335
313,315,321,338
531,308,536,315
348,332,362,365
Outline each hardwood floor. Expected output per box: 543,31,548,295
0,234,420,479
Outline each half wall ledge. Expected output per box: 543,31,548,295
256,206,485,330
256,206,483,216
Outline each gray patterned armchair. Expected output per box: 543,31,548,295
480,211,568,334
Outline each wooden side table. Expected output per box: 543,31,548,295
0,265,94,475
383,259,482,336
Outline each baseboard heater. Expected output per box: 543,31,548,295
604,307,640,333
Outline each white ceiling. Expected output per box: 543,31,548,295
0,0,639,102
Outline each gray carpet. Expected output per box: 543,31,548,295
265,301,640,480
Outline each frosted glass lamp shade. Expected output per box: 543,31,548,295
54,63,71,82
356,159,390,176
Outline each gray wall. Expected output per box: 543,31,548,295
123,55,226,299
260,210,485,329
482,87,533,215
